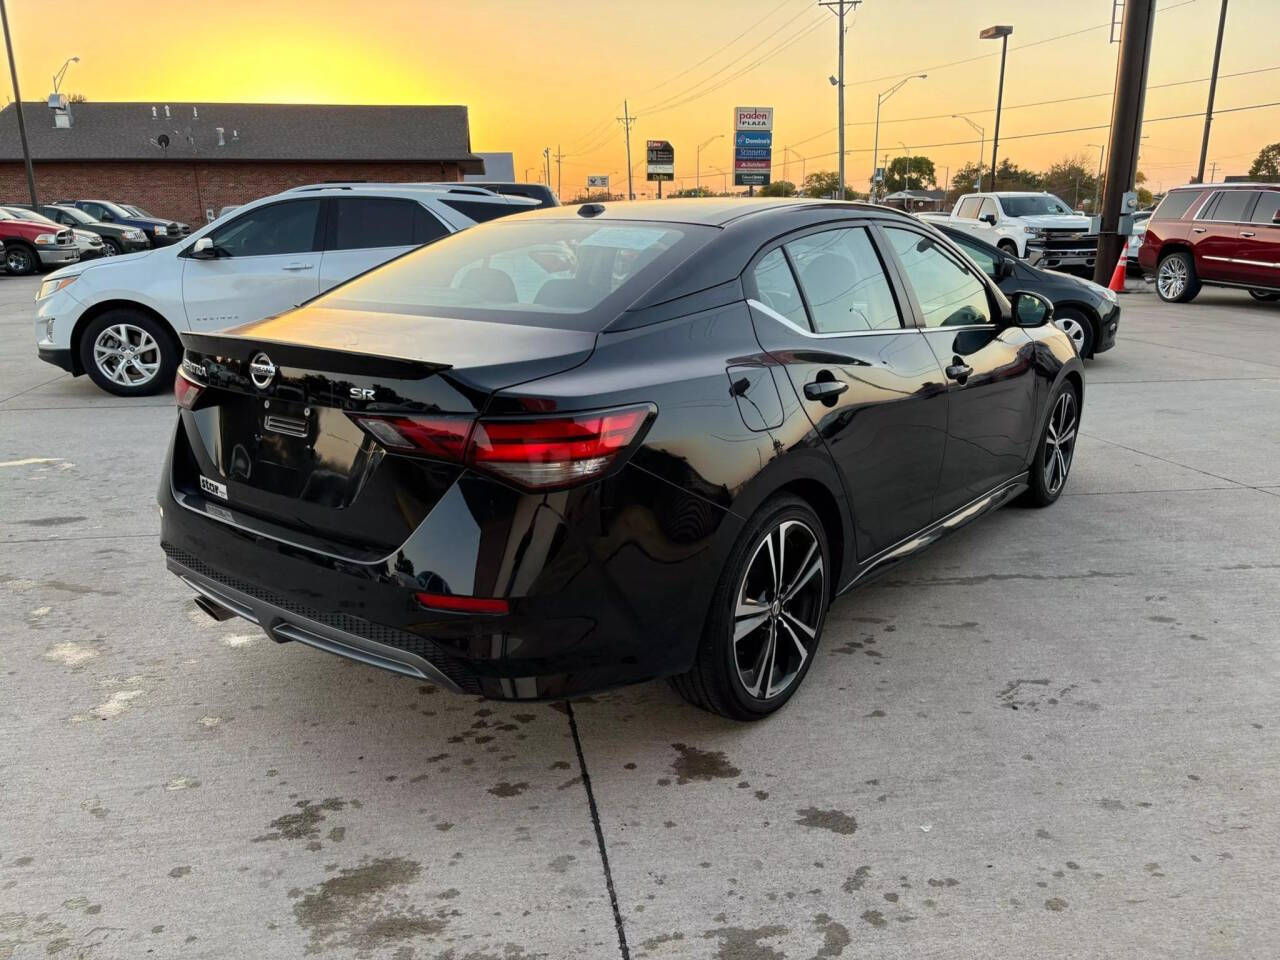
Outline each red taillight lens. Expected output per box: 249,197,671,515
350,404,654,490
174,368,203,409
415,591,509,615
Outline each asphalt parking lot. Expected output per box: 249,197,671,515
2,273,1278,960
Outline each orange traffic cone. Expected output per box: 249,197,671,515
1107,251,1127,294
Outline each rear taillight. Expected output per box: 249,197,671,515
349,404,654,490
174,368,203,409
415,591,509,615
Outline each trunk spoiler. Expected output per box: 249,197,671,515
180,332,451,381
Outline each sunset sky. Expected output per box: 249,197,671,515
5,0,1277,196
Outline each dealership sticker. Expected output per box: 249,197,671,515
200,475,229,501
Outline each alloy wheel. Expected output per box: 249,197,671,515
1043,391,1077,496
1055,315,1087,352
101,242,117,257
1157,257,1187,300
5,248,33,274
93,323,161,387
733,519,825,701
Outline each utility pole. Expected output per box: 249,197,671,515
0,0,37,208
1208,160,1217,183
980,25,1013,192
554,144,565,200
1093,0,1157,286
542,147,551,189
617,101,636,201
820,1,861,200
1195,0,1228,183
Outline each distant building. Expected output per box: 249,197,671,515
0,101,484,225
882,188,947,213
464,152,515,182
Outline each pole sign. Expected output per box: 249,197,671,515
587,175,610,189
646,140,674,182
734,106,773,186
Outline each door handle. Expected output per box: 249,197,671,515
1240,231,1256,238
281,262,314,271
1191,227,1207,234
803,379,849,402
945,359,973,384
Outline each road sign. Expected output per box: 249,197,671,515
873,167,885,183
734,106,773,187
646,140,674,182
587,175,610,189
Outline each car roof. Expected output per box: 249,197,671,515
1166,181,1278,191
508,197,896,228
280,183,538,205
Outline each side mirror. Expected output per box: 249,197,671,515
980,212,997,225
998,258,1016,280
189,236,217,259
1011,290,1053,327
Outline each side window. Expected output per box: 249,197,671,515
440,198,523,224
785,228,902,334
1201,190,1259,223
951,235,999,277
884,227,993,328
1152,190,1200,221
956,197,981,219
208,199,321,258
749,248,808,330
82,203,105,219
978,198,999,222
1251,192,1280,224
331,197,445,250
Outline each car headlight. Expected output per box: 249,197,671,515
34,232,57,245
153,225,167,236
1025,227,1047,239
37,275,78,300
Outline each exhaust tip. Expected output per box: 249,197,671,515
193,594,237,622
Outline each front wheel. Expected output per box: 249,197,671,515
997,240,1019,257
101,239,121,257
671,495,830,720
5,243,37,276
1022,382,1080,507
1156,251,1200,303
78,309,178,396
1248,289,1279,303
1054,307,1095,358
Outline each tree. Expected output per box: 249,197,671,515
66,92,87,104
947,161,984,201
759,180,797,197
1249,142,1280,178
802,171,860,200
1134,170,1153,208
884,155,936,193
670,186,715,198
1040,153,1098,210
990,159,1041,192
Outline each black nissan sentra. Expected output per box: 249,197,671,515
161,199,1083,720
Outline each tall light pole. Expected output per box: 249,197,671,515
0,0,37,207
52,55,78,94
696,134,723,195
542,147,551,189
1087,142,1106,211
710,166,729,195
786,148,807,193
820,1,861,200
617,100,636,200
897,141,910,192
952,114,984,188
980,24,1013,192
1195,0,1228,183
871,74,925,202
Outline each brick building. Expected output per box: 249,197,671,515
0,102,484,227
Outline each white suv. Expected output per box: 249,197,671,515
34,183,538,395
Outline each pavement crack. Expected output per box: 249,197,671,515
567,700,631,960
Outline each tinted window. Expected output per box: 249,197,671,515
440,198,523,224
785,228,902,334
81,202,107,219
884,227,992,328
750,248,808,330
319,219,714,331
978,198,999,221
1000,195,1073,216
1249,191,1280,224
949,233,1000,277
208,200,321,257
956,197,982,219
1152,191,1199,220
1203,190,1259,223
331,197,447,250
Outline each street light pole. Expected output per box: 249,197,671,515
952,114,984,189
0,0,37,208
980,24,1013,192
52,55,78,95
696,134,723,195
1087,142,1106,211
871,74,926,202
1195,0,1228,183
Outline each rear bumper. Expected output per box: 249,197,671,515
158,423,740,700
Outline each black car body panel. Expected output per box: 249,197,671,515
161,199,1083,700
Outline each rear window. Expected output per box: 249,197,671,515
1152,191,1200,221
1251,191,1280,224
440,198,526,224
316,218,716,331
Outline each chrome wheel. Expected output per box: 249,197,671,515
1157,256,1187,300
733,519,824,701
1043,391,1077,496
93,323,161,387
1055,315,1087,352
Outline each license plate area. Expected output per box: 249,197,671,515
253,399,316,494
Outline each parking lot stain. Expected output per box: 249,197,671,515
43,642,99,669
168,866,191,879
487,781,530,798
842,866,871,891
701,923,788,959
253,798,347,842
860,909,888,928
670,743,741,784
813,913,851,956
795,807,857,835
17,516,85,527
1045,897,1069,911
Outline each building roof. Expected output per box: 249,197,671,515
884,189,946,201
0,102,482,169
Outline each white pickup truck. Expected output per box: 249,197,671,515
920,191,1098,271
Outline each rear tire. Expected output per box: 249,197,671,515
1155,251,1200,303
671,495,830,720
1053,307,1095,358
1022,381,1080,508
101,239,122,257
1248,289,1279,303
78,309,178,396
997,240,1019,257
5,242,37,276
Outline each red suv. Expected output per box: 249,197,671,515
0,207,79,276
1138,182,1280,304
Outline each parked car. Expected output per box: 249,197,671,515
1125,211,1152,273
921,191,1098,270
36,204,151,256
120,204,191,237
1,206,104,261
465,182,560,208
54,199,184,247
0,207,78,275
1139,182,1280,303
161,198,1082,720
938,223,1119,358
35,184,539,394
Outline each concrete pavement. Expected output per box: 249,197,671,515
1,276,1277,959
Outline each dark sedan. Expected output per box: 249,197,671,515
937,223,1120,358
161,199,1083,720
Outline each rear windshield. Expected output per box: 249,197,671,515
999,195,1073,217
1152,190,1201,221
317,218,716,331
